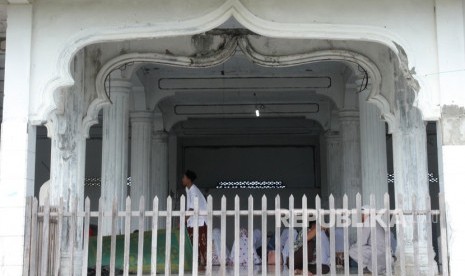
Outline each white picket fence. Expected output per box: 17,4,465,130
22,193,449,276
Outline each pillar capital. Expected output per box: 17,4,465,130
130,111,152,123
108,82,132,96
324,131,341,141
107,72,132,95
338,109,359,121
153,130,168,143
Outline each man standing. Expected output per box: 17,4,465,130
182,170,208,266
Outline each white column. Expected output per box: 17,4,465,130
130,111,152,230
392,85,436,275
151,130,169,227
48,114,87,276
339,110,362,208
0,5,35,275
47,50,88,276
359,91,388,207
325,132,342,206
439,107,465,275
101,75,131,234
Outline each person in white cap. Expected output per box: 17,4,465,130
348,205,390,274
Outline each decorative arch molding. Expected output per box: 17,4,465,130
81,36,239,137
84,36,396,136
34,0,419,127
237,37,395,130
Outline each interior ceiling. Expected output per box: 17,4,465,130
172,117,323,136
137,50,348,112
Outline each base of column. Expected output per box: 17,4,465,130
394,246,438,276
60,251,83,276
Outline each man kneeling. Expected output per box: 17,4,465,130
349,205,390,274
291,222,330,275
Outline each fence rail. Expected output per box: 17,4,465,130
22,193,449,276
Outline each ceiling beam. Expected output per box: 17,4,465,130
7,0,32,4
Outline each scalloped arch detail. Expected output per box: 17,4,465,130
82,35,396,136
34,1,415,133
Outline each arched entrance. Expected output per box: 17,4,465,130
33,25,437,274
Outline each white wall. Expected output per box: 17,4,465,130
25,0,445,124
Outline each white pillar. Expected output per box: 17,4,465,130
130,111,152,230
325,132,342,206
0,5,35,275
101,75,131,234
392,85,436,275
339,110,362,208
48,114,86,276
439,106,465,275
359,91,388,207
47,50,88,276
151,130,169,227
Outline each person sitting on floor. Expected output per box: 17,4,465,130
349,205,391,274
256,228,298,266
211,228,230,266
291,222,331,275
228,228,262,266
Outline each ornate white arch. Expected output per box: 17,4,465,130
35,0,418,126
84,35,396,136
81,36,238,136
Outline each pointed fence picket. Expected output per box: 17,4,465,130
123,197,131,276
206,195,213,276
343,194,349,276
137,197,145,276
179,195,186,276
384,193,392,276
233,195,240,276
356,193,363,276
247,196,254,276
397,194,406,276
261,195,267,276
329,195,336,276
151,197,159,276
288,195,294,276
164,196,172,276
302,195,309,276
315,195,322,276
274,195,281,276
22,192,448,276
370,194,378,276
220,196,227,276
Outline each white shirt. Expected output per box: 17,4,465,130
348,220,388,273
281,229,298,265
319,231,331,266
185,184,208,227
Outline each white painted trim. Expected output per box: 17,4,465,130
31,0,417,126
84,36,395,135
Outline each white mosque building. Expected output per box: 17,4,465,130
0,1,464,275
